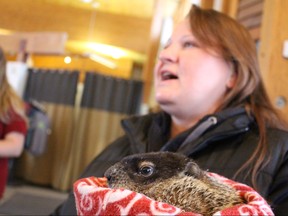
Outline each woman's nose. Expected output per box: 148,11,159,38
158,46,178,63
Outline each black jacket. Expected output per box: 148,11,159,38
54,107,288,215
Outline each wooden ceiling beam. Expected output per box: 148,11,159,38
0,0,151,54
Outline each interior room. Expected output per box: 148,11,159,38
0,0,287,215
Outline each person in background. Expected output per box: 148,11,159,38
0,47,27,199
53,5,288,215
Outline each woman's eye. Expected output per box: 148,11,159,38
139,166,154,176
183,41,198,48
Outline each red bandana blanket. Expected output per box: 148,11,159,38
73,173,274,216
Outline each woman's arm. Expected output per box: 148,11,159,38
0,132,25,157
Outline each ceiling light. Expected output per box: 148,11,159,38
92,2,100,8
64,56,72,64
89,53,117,69
82,0,93,3
0,28,13,35
87,43,127,59
66,40,146,63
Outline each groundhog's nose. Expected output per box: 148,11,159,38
105,173,112,181
104,167,115,183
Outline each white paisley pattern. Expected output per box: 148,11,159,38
74,174,274,216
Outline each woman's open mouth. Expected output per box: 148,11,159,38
161,71,178,81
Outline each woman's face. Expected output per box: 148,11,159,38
154,18,235,120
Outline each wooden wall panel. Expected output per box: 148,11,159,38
236,0,263,40
31,55,133,81
259,0,288,118
142,0,164,103
221,0,239,18
201,0,214,9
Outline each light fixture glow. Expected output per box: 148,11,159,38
82,0,93,3
87,43,127,59
0,28,13,35
64,56,72,64
92,2,100,8
66,40,146,63
89,54,117,69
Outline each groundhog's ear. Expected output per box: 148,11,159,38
184,162,204,179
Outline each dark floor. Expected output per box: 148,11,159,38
0,180,68,216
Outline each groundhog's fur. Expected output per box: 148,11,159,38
104,152,244,216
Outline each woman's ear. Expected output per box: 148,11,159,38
226,70,237,89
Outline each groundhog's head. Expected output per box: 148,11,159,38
104,152,204,191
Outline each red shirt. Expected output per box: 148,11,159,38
0,111,27,199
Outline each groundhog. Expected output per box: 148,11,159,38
104,152,244,216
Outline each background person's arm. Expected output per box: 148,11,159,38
0,132,25,157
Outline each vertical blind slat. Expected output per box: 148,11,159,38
24,68,79,105
81,72,143,115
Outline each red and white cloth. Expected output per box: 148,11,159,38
73,173,274,216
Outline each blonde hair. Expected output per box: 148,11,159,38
0,47,27,123
188,5,287,189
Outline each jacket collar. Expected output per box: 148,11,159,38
121,106,254,155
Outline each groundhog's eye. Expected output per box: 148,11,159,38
139,165,154,176
138,161,155,177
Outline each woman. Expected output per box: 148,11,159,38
54,5,288,215
0,47,27,199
